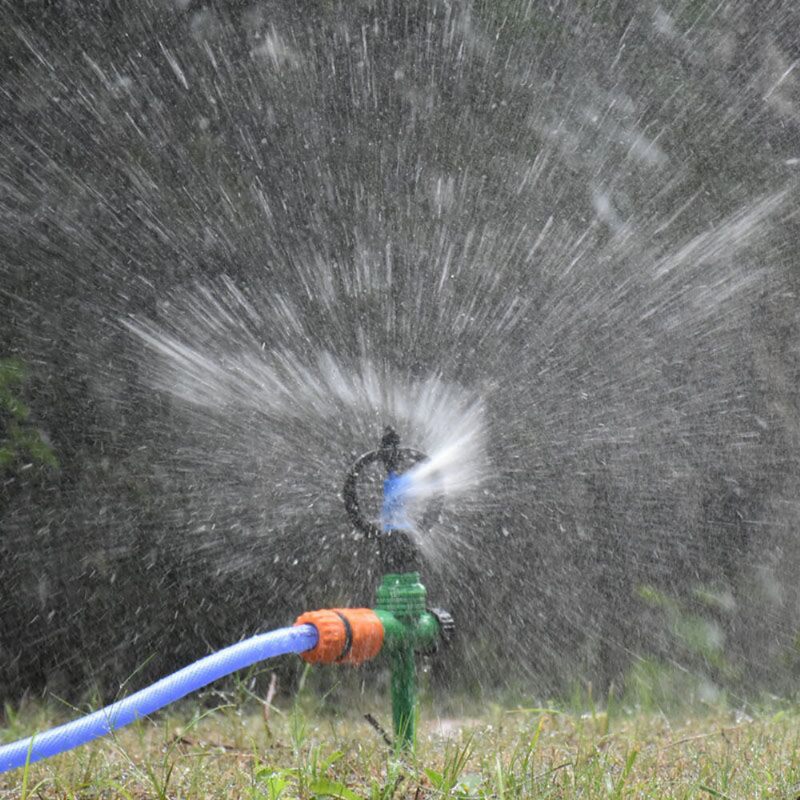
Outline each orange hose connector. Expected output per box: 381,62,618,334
294,608,384,665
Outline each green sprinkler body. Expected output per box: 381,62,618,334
297,427,453,749
374,572,445,747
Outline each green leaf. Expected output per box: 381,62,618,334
699,785,734,799
636,584,673,609
424,768,444,789
24,436,58,468
309,777,361,800
0,358,25,386
255,769,293,800
4,396,29,421
613,748,638,799
319,749,345,773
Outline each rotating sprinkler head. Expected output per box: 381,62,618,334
343,425,426,572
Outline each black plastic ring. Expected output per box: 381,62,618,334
334,611,353,661
343,447,427,538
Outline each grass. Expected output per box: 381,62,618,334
2,691,800,799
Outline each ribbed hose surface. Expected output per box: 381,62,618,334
0,624,318,773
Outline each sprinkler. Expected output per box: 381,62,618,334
297,426,454,749
0,427,451,772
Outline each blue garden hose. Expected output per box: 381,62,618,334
0,624,318,773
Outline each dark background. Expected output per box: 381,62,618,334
2,0,800,709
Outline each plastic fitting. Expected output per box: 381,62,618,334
294,608,384,665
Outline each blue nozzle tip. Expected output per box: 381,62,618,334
381,471,413,532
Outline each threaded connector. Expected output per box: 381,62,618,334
429,608,455,645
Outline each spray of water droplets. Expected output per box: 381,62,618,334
2,1,800,700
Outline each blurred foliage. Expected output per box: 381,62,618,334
626,584,740,710
0,358,57,472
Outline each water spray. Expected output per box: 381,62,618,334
0,427,450,772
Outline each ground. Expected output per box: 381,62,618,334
1,696,799,798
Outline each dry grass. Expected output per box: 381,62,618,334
1,698,799,798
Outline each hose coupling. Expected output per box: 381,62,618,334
294,608,384,665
